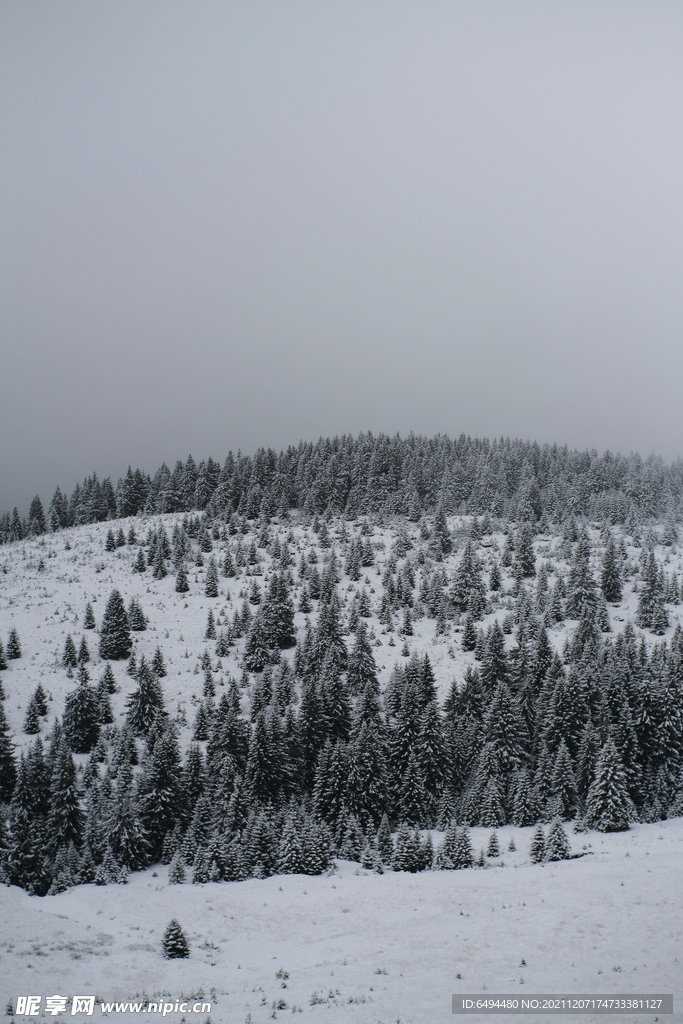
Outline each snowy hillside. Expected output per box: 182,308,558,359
1,505,683,1023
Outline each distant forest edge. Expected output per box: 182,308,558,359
4,433,683,541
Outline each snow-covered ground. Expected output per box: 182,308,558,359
2,818,682,1024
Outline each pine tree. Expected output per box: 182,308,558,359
46,742,84,856
6,808,49,894
486,830,500,857
151,646,167,677
585,739,634,832
96,676,114,724
436,823,456,872
193,701,211,740
152,545,168,579
133,548,147,573
126,658,166,736
27,495,46,535
168,851,186,884
549,740,578,820
100,663,117,693
23,696,41,735
461,615,477,652
600,537,622,603
392,823,422,872
175,562,189,592
137,727,186,858
78,636,90,664
63,672,101,753
162,919,189,959
313,739,348,825
636,549,666,631
105,528,117,552
529,824,546,863
452,826,473,868
515,525,536,578
205,557,219,597
511,769,537,826
0,638,7,671
545,819,570,861
451,541,485,615
479,776,506,826
244,613,271,673
83,603,96,630
128,598,147,631
99,590,132,660
278,814,305,874
481,624,509,693
0,701,17,801
346,621,378,695
566,534,596,619
7,628,21,660
376,813,394,864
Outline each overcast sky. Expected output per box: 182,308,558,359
2,2,683,512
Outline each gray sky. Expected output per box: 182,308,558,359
2,2,683,513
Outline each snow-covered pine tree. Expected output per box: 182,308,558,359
151,646,167,677
486,830,500,857
278,814,305,874
126,660,165,736
244,613,271,673
515,524,536,578
0,702,17,802
549,740,578,820
511,769,538,826
162,919,189,959
600,536,622,603
205,557,219,598
23,696,41,735
46,741,84,857
128,598,147,631
529,824,546,863
565,534,596,620
77,636,90,664
545,819,570,861
99,590,132,660
346,620,378,695
7,628,21,660
376,813,394,865
392,823,422,872
63,669,100,753
83,603,96,630
168,851,186,884
585,738,634,831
